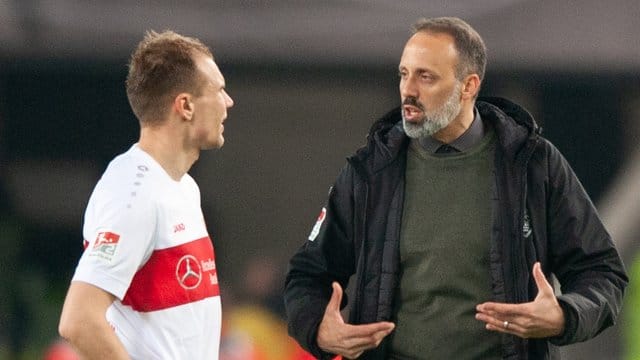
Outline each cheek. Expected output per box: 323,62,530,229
208,101,223,119
422,87,449,107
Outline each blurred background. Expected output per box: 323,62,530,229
1,0,639,359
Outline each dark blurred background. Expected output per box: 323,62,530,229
1,1,639,359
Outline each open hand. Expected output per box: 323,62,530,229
475,262,565,338
317,282,395,359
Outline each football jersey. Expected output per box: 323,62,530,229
73,144,221,359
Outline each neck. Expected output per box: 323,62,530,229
138,125,199,181
432,103,475,144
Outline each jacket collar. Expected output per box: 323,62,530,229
348,107,408,176
477,97,541,162
348,97,540,177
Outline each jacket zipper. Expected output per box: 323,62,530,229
348,157,369,324
515,137,539,302
355,183,369,323
512,137,539,360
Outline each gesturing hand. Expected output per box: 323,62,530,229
317,282,395,359
475,262,565,338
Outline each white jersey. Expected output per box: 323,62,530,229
73,144,221,360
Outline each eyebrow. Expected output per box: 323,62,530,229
399,66,439,77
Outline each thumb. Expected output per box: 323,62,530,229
532,262,554,296
326,281,344,313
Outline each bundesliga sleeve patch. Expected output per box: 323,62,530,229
89,231,121,261
308,207,326,241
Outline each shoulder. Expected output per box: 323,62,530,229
92,147,162,206
181,173,198,188
528,137,582,193
180,173,201,201
530,137,570,168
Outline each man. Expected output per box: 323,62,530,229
59,30,234,359
284,17,627,359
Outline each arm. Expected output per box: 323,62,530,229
284,164,357,358
284,164,394,358
59,281,130,360
543,142,628,344
476,141,627,342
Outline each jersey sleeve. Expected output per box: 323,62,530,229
73,173,157,300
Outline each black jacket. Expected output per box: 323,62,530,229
284,97,628,359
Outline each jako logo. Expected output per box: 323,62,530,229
173,223,186,233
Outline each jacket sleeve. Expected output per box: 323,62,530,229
542,141,628,345
284,163,359,358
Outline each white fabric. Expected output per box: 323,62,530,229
73,144,221,360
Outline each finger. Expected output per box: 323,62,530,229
337,324,395,358
342,332,384,349
476,302,525,317
532,262,554,296
475,312,514,330
485,319,524,335
343,322,395,339
326,281,343,313
476,311,522,334
341,329,393,355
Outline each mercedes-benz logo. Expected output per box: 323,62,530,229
176,255,202,290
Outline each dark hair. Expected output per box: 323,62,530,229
412,17,487,82
125,30,213,125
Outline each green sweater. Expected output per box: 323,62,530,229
389,132,501,360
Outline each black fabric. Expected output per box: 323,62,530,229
284,97,628,360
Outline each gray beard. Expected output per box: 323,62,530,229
402,82,462,139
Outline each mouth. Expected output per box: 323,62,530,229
403,105,424,122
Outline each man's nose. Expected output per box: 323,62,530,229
225,91,234,108
400,77,418,99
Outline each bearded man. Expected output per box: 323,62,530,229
284,17,627,360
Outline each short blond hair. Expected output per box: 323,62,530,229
125,30,213,125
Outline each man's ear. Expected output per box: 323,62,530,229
461,74,481,100
173,93,194,121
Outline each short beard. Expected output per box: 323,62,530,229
402,81,463,139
